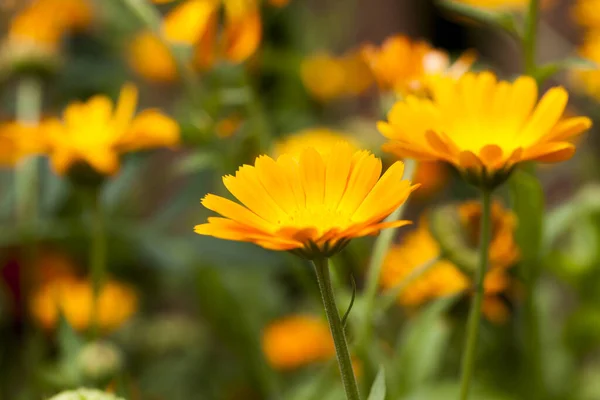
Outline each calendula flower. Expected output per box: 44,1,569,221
362,35,475,96
195,142,418,258
380,200,518,323
42,83,179,176
155,0,261,69
262,315,334,369
127,32,178,83
273,128,358,158
572,0,600,29
378,72,592,188
30,277,137,332
572,32,600,100
0,122,46,166
301,51,373,101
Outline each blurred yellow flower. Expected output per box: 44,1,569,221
30,277,137,332
42,83,179,176
301,51,373,101
0,122,46,166
571,32,600,101
7,0,91,50
380,200,518,322
156,0,261,69
128,32,178,83
262,315,334,369
362,35,475,96
195,142,418,258
572,0,600,29
378,72,592,188
273,128,358,158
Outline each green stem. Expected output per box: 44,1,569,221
356,159,416,346
313,258,361,400
89,187,106,338
15,77,42,320
459,189,492,400
523,0,540,76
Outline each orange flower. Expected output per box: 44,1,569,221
42,83,179,176
379,72,592,188
362,35,475,96
262,315,334,369
127,32,178,83
0,122,46,166
571,31,600,101
30,277,137,332
413,161,449,198
195,142,418,258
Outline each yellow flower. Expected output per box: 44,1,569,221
572,0,600,29
301,51,373,101
0,122,47,166
378,72,592,188
30,277,137,332
42,83,179,176
262,315,334,370
571,32,600,100
195,142,418,258
127,32,178,83
361,35,475,96
159,0,261,69
273,128,358,158
380,200,518,322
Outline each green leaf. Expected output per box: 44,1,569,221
509,169,545,276
173,151,219,175
367,366,386,400
535,57,598,84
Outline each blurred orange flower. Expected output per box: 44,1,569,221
262,315,334,369
413,161,449,198
379,72,592,188
380,200,518,323
0,122,46,166
301,51,373,101
362,35,475,96
571,32,600,101
572,0,600,29
195,143,417,258
128,32,178,83
42,83,179,176
30,277,137,332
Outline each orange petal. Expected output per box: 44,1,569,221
522,142,576,163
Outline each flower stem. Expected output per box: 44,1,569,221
458,189,492,400
89,186,106,338
313,257,361,400
523,0,540,76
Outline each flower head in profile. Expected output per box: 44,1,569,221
42,83,179,177
378,72,592,188
195,142,418,259
301,51,373,101
380,200,518,323
362,35,475,96
30,277,137,333
0,122,47,166
262,315,334,370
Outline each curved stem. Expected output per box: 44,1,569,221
89,187,106,338
459,189,492,400
523,0,540,76
313,258,361,400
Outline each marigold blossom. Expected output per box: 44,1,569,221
0,122,47,166
380,200,518,323
30,277,137,332
195,142,418,258
262,315,334,369
378,72,592,188
41,83,179,176
362,35,475,96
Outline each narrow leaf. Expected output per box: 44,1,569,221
367,366,387,400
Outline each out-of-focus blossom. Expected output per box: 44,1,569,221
413,161,449,198
128,32,178,83
42,83,179,176
572,32,600,101
262,315,334,369
30,277,137,333
361,35,475,97
379,72,592,188
77,341,123,381
273,128,359,158
195,143,418,258
572,0,600,29
0,122,46,166
47,389,125,400
216,114,243,138
380,201,519,323
301,51,373,101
